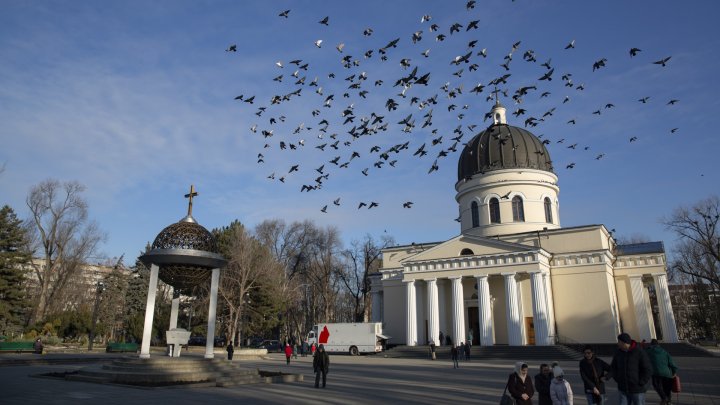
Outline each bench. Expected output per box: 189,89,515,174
106,342,139,353
0,341,38,353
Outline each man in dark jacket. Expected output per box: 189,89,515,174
313,344,330,388
611,333,653,405
580,345,611,405
534,363,554,405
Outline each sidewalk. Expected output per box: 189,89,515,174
1,351,718,404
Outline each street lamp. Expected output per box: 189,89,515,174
88,281,105,351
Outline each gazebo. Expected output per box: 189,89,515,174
138,185,227,359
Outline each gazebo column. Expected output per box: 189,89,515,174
140,264,160,358
476,274,494,346
204,268,221,359
169,289,180,330
652,273,679,342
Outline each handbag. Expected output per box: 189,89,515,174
671,375,681,393
500,383,515,405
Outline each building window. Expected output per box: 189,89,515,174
489,198,501,224
471,201,479,227
544,197,553,223
460,248,474,256
512,196,525,222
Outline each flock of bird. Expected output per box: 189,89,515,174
227,2,679,215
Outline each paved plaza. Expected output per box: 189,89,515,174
1,351,718,405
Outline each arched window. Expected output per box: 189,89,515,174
544,197,553,223
471,201,479,228
512,196,525,222
489,198,501,224
460,248,474,256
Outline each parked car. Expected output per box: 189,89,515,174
188,336,206,346
254,339,283,352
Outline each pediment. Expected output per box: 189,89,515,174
401,234,536,264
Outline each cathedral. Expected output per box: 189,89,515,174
370,101,679,346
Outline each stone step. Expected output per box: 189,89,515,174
384,345,583,361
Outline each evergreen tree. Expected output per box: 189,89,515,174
0,205,31,335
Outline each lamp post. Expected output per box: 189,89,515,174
88,281,105,351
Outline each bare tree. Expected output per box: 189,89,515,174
339,234,395,322
25,179,106,325
663,195,720,338
215,221,286,345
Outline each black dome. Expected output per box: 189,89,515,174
457,123,553,181
151,220,219,253
146,218,222,290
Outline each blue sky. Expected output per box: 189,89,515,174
1,0,719,266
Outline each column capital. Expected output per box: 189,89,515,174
501,272,517,278
403,279,416,284
425,278,437,283
650,273,668,278
448,276,462,280
628,274,644,279
474,274,489,280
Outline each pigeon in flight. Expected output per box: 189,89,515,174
653,56,672,67
278,9,290,18
629,47,641,57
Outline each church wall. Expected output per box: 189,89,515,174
417,282,427,343
550,265,619,343
382,280,406,346
489,276,508,344
502,226,610,255
519,276,532,344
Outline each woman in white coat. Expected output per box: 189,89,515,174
550,366,574,405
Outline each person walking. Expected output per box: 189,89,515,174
226,341,234,361
459,342,465,361
645,339,678,405
451,345,460,368
507,362,535,405
580,345,611,405
429,340,436,360
550,366,574,405
439,331,444,346
33,338,43,354
464,340,471,361
284,343,293,365
535,363,554,405
313,344,330,388
301,339,309,357
310,342,316,356
611,333,653,405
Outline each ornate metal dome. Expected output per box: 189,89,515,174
457,123,554,182
140,186,227,291
151,219,219,253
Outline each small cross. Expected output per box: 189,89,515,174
184,185,198,216
492,87,501,104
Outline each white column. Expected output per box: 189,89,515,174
504,272,523,346
543,272,556,343
140,263,160,358
427,279,439,345
205,268,220,359
476,274,494,346
652,273,679,342
530,271,550,346
450,277,465,347
405,280,417,346
371,291,383,323
437,280,447,345
629,275,653,341
169,294,180,330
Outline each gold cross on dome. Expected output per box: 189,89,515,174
184,185,198,216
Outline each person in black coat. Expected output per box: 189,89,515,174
508,362,535,405
535,363,554,405
611,333,653,405
226,341,234,360
313,344,330,388
580,345,611,404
